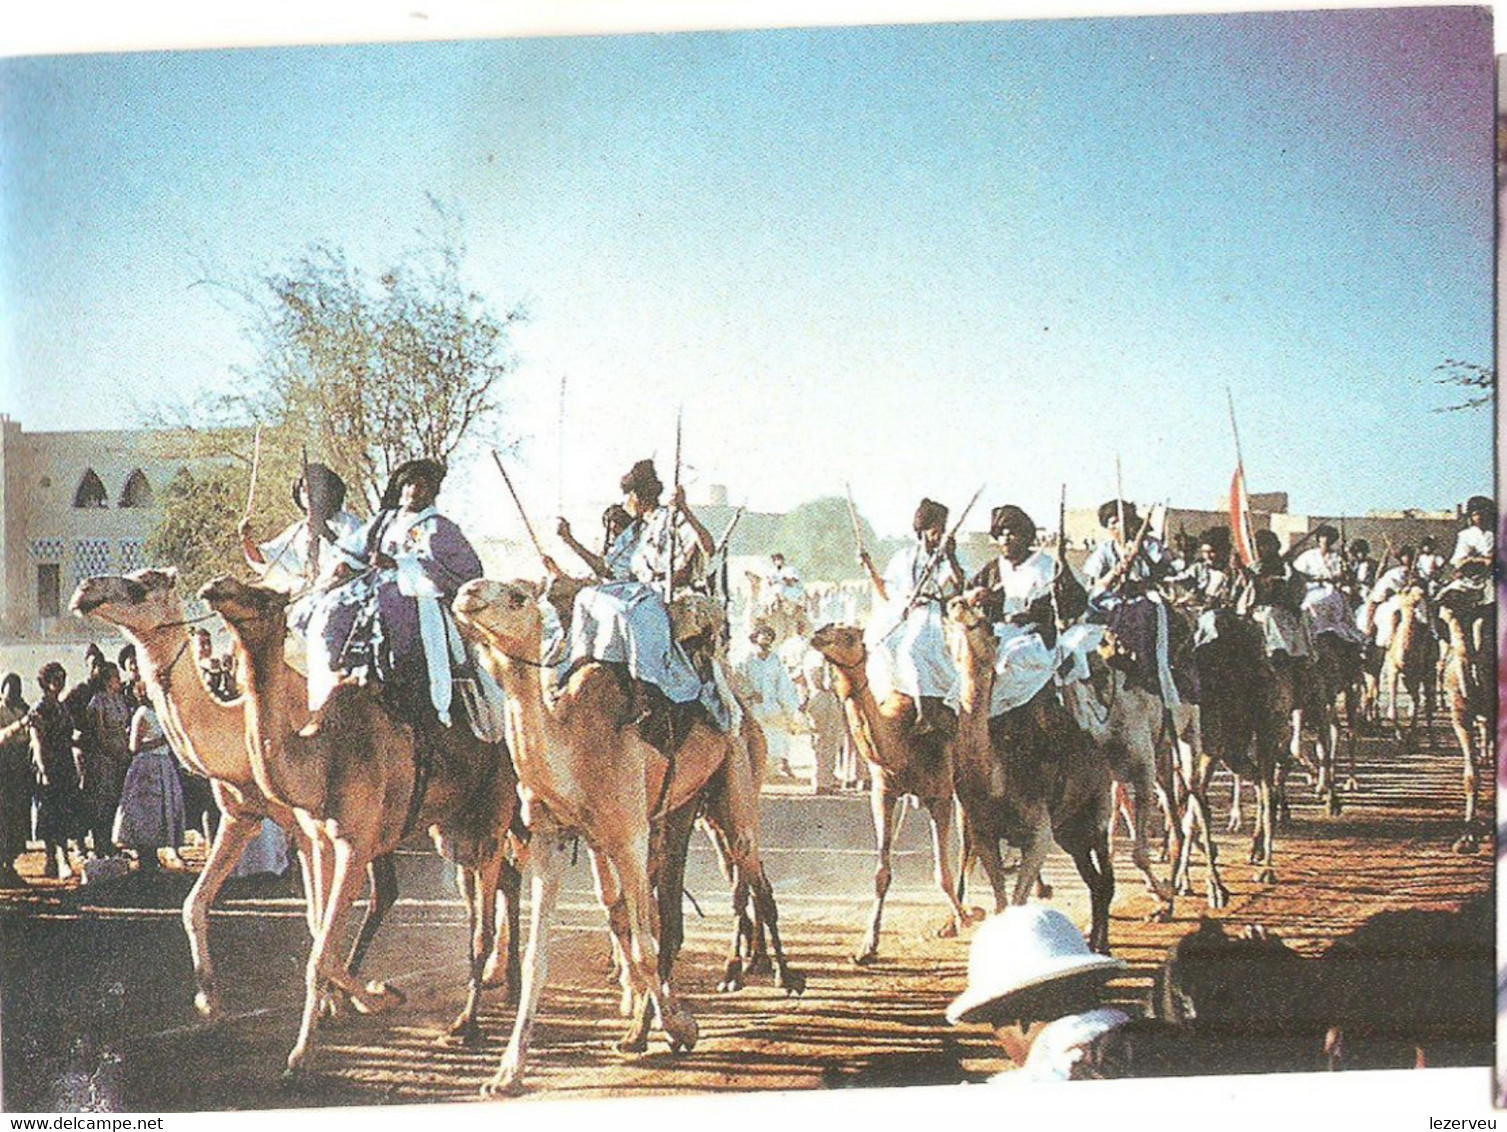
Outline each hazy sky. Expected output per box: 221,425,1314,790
1,5,1494,539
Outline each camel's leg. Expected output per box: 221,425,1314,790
285,839,396,1076
745,866,804,995
344,853,399,977
482,858,523,1004
1253,773,1277,885
654,805,696,1008
1011,817,1054,906
1450,686,1482,853
854,786,903,966
968,825,1015,913
1226,774,1244,833
1174,758,1229,910
182,810,265,1020
448,856,502,1046
1063,830,1115,955
923,794,977,937
485,829,569,1099
1109,730,1175,919
603,826,698,1056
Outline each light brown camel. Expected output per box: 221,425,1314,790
1438,605,1490,853
1380,586,1435,748
199,575,519,1075
453,577,782,1096
538,573,802,999
806,624,981,965
69,568,402,1019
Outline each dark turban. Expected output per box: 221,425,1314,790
380,458,447,511
990,504,1036,541
1098,499,1139,531
1313,524,1339,543
1199,526,1231,558
294,463,347,519
1466,495,1495,520
913,498,949,533
620,459,663,501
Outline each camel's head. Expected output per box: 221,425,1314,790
198,574,289,641
808,623,865,669
70,567,183,633
453,579,543,658
943,594,995,664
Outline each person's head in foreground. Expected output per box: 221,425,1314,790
947,905,1127,1081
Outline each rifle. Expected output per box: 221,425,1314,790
491,449,549,564
706,507,744,600
667,408,682,602
844,482,867,564
302,445,319,584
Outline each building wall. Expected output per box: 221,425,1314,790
0,417,217,641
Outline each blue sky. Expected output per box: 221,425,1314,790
0,6,1494,538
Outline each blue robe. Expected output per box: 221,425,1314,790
304,505,496,728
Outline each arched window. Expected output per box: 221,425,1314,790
119,469,153,508
73,469,108,509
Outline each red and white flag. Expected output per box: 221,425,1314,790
1230,463,1257,567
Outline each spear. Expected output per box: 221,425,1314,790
242,425,263,525
666,407,682,603
844,482,867,563
556,374,568,518
491,449,548,563
302,444,319,583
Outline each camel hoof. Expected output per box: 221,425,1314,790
1343,777,1358,792
194,988,223,1022
481,1064,525,1099
446,1014,484,1047
353,981,405,1015
852,948,878,967
746,954,773,976
1327,794,1342,817
481,954,507,989
1208,882,1230,910
1254,867,1277,885
962,906,987,925
717,962,745,994
1144,901,1174,924
779,969,808,996
935,919,960,939
663,1008,699,1054
614,1033,650,1055
1035,881,1054,900
1452,834,1480,855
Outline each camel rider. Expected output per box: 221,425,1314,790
1238,529,1311,665
1438,495,1495,657
963,504,1069,716
553,504,633,583
861,498,963,741
304,459,493,728
564,459,730,737
1345,538,1377,605
1415,535,1446,590
238,464,362,636
1292,525,1368,647
1083,500,1179,706
760,553,805,611
1363,545,1422,649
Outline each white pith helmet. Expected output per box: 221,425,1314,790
945,905,1125,1025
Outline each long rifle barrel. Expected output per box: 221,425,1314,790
491,449,549,562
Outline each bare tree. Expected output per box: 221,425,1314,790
1431,359,1494,413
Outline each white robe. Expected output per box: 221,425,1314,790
986,551,1060,716
1294,548,1366,644
867,541,958,701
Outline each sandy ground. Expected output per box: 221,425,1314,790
0,716,1492,1114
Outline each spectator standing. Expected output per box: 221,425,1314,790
30,663,84,880
113,702,187,874
83,662,132,857
0,674,32,886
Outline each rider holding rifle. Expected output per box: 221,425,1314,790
860,497,966,741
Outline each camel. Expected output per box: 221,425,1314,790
1438,605,1490,853
806,623,981,965
1182,611,1292,886
68,568,408,1020
198,575,519,1075
1380,586,1435,748
451,577,793,1096
538,573,801,999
